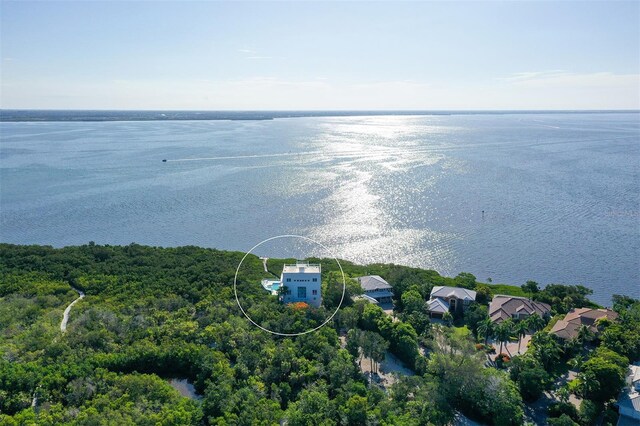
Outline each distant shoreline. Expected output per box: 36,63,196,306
1,242,636,304
1,109,638,122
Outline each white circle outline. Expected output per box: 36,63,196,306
233,234,346,336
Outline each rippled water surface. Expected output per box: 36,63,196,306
1,113,638,304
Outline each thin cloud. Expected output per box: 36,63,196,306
499,70,639,90
498,70,568,82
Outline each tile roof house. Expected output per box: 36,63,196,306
427,286,477,317
489,295,551,323
356,275,394,304
616,365,640,423
549,307,618,340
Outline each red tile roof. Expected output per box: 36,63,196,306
550,308,618,340
489,295,551,323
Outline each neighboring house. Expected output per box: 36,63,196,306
427,286,477,317
427,297,450,318
489,295,551,324
616,365,640,424
549,307,618,340
352,294,380,304
633,366,640,393
262,261,322,308
356,275,394,304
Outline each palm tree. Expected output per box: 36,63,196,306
595,317,611,333
495,320,515,356
442,311,453,326
526,313,546,333
277,285,289,302
576,324,594,346
346,329,361,361
568,354,585,372
531,331,563,371
556,385,570,404
359,331,375,381
371,333,388,375
516,320,529,354
477,318,494,345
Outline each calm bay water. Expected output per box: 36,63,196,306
1,112,638,304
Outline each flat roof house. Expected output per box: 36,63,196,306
550,307,618,341
489,295,551,324
356,275,394,304
280,261,322,308
427,286,477,317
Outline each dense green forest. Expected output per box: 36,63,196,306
1,243,638,425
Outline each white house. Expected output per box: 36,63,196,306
617,364,640,424
279,261,322,308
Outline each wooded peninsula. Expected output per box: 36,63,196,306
1,243,638,425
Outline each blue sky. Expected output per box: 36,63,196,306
1,1,638,110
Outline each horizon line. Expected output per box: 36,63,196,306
2,108,639,112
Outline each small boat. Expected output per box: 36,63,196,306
162,159,167,162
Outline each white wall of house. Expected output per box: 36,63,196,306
281,264,322,307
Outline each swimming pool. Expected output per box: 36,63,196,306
261,279,281,295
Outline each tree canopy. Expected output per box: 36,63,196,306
0,243,636,425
